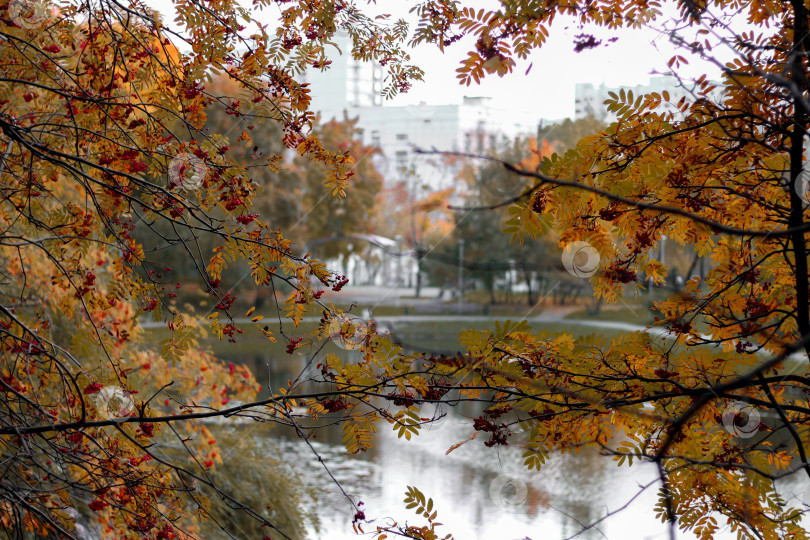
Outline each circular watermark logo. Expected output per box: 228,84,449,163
511,421,530,435
95,385,135,422
294,340,315,361
481,174,529,200
561,241,600,278
405,102,439,120
333,21,351,39
721,401,761,439
793,170,810,208
489,474,528,508
417,401,448,431
7,0,50,30
327,314,370,351
168,152,207,191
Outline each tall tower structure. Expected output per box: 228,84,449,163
300,35,383,122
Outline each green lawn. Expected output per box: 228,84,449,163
565,306,652,325
143,317,638,360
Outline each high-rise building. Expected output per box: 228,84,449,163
350,97,543,192
299,36,384,122
301,37,545,192
575,76,704,122
298,39,548,287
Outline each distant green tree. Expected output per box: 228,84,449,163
540,115,605,154
133,76,383,300
453,204,512,304
204,76,383,261
435,137,559,305
293,117,383,261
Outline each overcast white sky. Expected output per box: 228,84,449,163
149,0,720,120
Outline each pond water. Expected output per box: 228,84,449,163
190,318,810,540
238,407,810,540
259,414,671,540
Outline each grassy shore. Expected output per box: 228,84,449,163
143,316,639,360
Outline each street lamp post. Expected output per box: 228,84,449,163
395,234,402,289
458,239,465,314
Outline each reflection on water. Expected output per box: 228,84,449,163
243,410,734,540
208,324,800,540
776,474,810,522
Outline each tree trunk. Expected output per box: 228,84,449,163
414,257,422,298
787,0,810,359
588,296,602,316
506,267,512,305
685,252,700,281
524,270,534,306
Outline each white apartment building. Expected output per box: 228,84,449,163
301,37,544,192
351,97,543,192
302,42,385,119
575,75,704,122
299,38,546,288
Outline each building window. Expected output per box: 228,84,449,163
371,130,381,146
396,133,408,141
395,150,409,171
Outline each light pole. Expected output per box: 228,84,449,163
395,234,402,289
650,235,667,297
457,239,465,314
